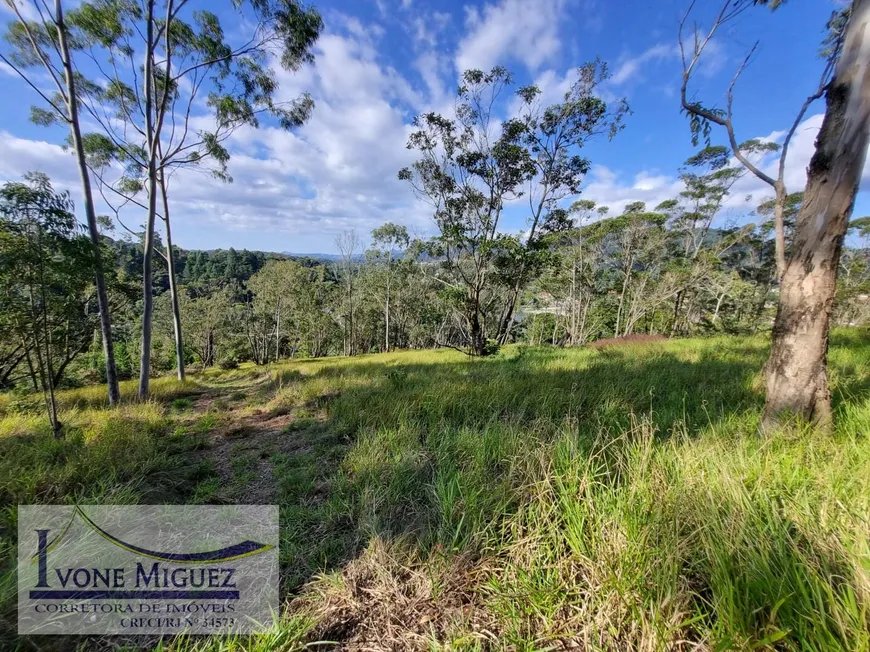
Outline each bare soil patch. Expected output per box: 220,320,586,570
587,334,667,349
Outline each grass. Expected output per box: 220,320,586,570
2,332,870,650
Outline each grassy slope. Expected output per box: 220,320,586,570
2,332,869,650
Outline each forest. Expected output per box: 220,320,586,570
1,0,870,649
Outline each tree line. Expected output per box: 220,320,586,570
3,164,869,417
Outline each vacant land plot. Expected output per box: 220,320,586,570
2,331,869,650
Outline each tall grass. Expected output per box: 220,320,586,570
0,379,208,648
2,332,869,650
285,332,870,649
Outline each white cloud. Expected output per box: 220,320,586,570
159,24,436,245
581,164,683,215
410,11,451,49
0,20,437,251
6,2,867,256
582,114,870,219
455,0,565,75
610,43,675,86
0,132,81,192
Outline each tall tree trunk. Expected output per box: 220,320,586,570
670,290,684,335
56,0,120,405
763,0,870,430
275,304,281,362
569,262,577,345
159,172,185,381
138,0,158,399
615,259,633,338
347,276,355,356
139,170,157,398
385,272,391,353
497,287,520,346
36,250,61,438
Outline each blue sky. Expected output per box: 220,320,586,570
0,0,866,254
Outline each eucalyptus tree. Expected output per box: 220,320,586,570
682,0,870,427
763,0,870,429
399,68,534,355
0,174,95,436
582,202,669,338
663,146,743,334
335,230,362,356
247,260,287,362
679,0,843,283
1,0,122,404
533,200,610,346
494,60,628,345
44,0,321,397
369,223,410,352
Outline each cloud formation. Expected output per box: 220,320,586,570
582,113,870,221
455,0,565,75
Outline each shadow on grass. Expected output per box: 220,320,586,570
264,338,870,646
255,344,770,599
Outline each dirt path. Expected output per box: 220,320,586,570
179,378,330,505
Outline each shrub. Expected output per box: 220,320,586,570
218,357,239,370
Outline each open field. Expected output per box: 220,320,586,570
2,331,870,650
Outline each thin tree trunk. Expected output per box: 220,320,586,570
570,262,577,345
56,0,120,405
498,287,519,346
159,172,185,381
23,344,39,392
385,272,390,353
138,0,158,399
670,291,684,335
26,265,59,437
469,297,486,356
615,259,633,338
579,296,589,345
763,1,870,430
37,240,61,437
712,292,726,323
275,304,281,362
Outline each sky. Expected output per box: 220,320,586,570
0,0,866,254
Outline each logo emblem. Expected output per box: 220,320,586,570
18,505,278,635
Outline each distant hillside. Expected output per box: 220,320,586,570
282,251,344,262
103,237,332,291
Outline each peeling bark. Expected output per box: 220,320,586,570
763,0,870,430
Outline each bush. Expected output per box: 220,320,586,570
218,357,239,370
481,339,500,356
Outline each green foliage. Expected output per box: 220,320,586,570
400,61,628,355
0,174,100,430
217,356,239,370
